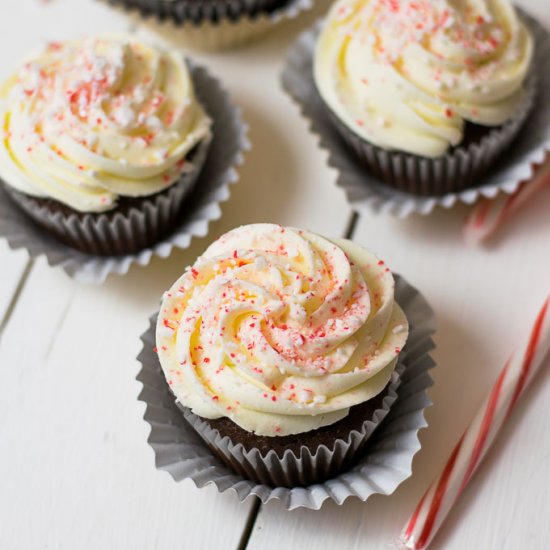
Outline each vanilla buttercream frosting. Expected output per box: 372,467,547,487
156,224,408,437
0,35,211,212
314,0,534,158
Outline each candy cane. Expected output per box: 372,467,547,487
464,157,550,245
398,295,550,550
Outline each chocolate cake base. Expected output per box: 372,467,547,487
2,137,210,256
204,385,389,457
316,71,536,196
183,381,396,487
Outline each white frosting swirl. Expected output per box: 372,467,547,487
314,0,533,157
0,35,211,212
156,224,408,437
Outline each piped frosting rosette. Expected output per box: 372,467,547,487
0,35,213,255
315,0,533,158
0,34,211,213
309,0,536,195
156,224,409,440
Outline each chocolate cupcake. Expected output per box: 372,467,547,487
155,224,409,487
106,0,311,50
313,0,536,195
0,35,212,255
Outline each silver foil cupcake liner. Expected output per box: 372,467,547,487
136,275,436,510
2,134,212,256
282,12,550,217
105,0,313,50
0,62,249,283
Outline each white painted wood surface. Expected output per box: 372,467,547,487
0,0,549,549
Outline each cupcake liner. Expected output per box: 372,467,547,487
181,363,402,487
105,0,313,50
0,62,249,283
136,275,436,510
2,134,212,256
281,11,550,217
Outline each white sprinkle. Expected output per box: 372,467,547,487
154,147,168,161
146,115,162,130
297,390,312,403
443,16,455,29
157,326,174,338
133,86,146,103
392,324,406,334
254,256,268,270
286,245,299,259
313,395,327,404
113,105,136,128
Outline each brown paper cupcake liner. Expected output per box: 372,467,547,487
136,275,436,509
3,134,211,256
282,11,550,216
0,62,249,283
104,0,313,50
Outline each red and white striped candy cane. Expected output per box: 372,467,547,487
464,157,550,245
398,295,550,550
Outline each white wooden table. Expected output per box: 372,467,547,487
1,1,549,548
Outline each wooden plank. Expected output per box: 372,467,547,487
0,242,30,331
0,257,255,549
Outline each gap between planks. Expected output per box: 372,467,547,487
236,209,361,549
0,259,33,341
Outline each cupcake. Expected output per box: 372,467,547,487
106,0,309,50
314,0,536,195
0,35,212,255
155,223,409,487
